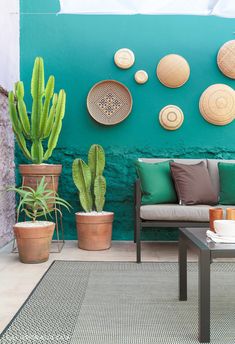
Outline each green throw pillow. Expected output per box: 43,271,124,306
135,160,177,205
219,162,235,204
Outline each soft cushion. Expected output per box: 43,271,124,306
170,161,218,205
140,204,229,221
207,159,235,200
218,162,235,204
135,160,177,205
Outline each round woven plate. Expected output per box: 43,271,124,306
159,105,184,130
217,40,235,79
114,48,135,69
199,84,235,126
156,54,190,88
135,70,148,84
87,80,133,125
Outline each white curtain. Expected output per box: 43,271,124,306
59,0,235,17
0,0,19,90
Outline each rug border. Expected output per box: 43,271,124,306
0,260,56,338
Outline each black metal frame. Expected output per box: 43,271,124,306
179,228,235,343
134,179,209,263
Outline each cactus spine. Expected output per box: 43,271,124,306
8,57,66,164
72,145,107,212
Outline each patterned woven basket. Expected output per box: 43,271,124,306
87,80,133,125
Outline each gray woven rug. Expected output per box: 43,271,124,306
1,261,235,344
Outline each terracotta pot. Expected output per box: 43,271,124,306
75,212,114,250
226,208,235,220
19,164,62,192
209,208,223,232
14,221,55,263
19,164,62,209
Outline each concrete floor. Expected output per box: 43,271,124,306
0,240,197,333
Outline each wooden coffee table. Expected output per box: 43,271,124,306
179,227,235,343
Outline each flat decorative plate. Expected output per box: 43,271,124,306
156,54,190,88
159,105,184,130
114,48,135,69
217,40,235,79
135,70,148,84
199,84,235,126
87,80,133,125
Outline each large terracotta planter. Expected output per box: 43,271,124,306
19,164,62,193
75,212,114,250
14,221,55,263
19,164,62,209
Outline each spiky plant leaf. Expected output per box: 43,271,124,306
8,176,71,221
94,175,106,212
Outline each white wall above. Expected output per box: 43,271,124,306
59,0,235,17
0,0,19,91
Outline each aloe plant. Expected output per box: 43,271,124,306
72,145,107,212
8,177,71,222
8,57,66,164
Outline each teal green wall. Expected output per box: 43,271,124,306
20,0,235,240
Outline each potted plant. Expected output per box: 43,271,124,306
72,144,114,250
9,177,71,263
8,56,66,194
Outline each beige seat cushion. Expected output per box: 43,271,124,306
140,204,231,222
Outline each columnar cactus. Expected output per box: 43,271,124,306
8,57,66,164
72,145,107,212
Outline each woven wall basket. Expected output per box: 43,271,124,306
156,54,190,88
87,80,133,125
134,70,148,84
217,40,235,79
159,105,184,130
114,48,135,69
199,84,235,126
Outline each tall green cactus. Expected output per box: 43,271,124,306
8,57,66,164
72,145,107,212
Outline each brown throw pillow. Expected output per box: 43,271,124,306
170,161,218,205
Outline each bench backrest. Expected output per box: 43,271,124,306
137,158,235,200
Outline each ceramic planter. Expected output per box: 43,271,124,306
14,221,55,263
19,164,62,209
19,164,62,192
75,212,114,250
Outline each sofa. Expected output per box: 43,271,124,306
135,158,235,263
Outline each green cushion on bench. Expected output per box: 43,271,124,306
135,160,177,205
219,162,235,204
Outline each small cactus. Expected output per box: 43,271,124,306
8,57,66,164
72,145,107,212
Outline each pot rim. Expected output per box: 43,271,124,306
19,164,62,167
75,211,114,216
14,221,55,228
